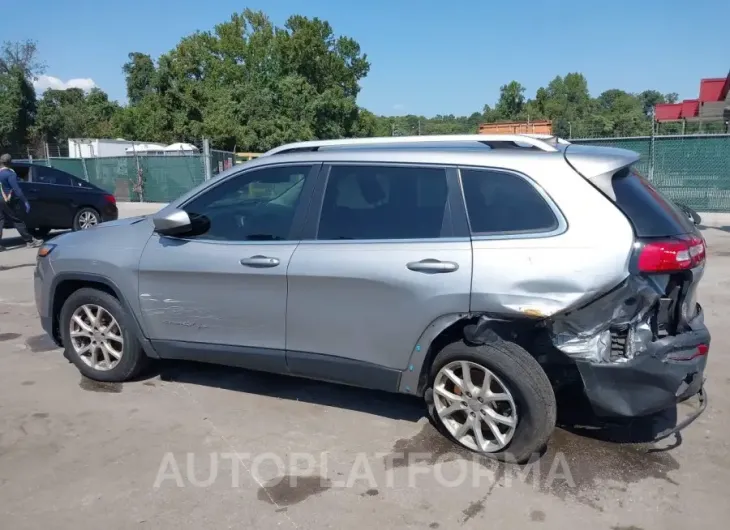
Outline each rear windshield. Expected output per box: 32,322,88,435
612,168,695,237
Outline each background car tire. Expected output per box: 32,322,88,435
425,338,557,464
73,207,100,231
59,287,148,382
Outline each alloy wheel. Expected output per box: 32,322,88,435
69,304,124,371
78,211,99,229
433,360,518,453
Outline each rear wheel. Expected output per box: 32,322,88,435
73,207,100,231
425,339,557,463
59,288,148,382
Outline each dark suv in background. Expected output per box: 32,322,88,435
7,162,118,237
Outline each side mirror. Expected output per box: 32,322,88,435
152,208,192,236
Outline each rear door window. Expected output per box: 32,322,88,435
34,166,72,186
460,168,559,235
316,165,450,240
611,168,695,237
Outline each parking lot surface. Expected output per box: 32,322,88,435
1,204,729,529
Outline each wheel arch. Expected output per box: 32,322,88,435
50,272,159,358
399,313,547,396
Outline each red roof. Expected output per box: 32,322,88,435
654,70,729,121
699,78,727,102
680,99,700,118
655,103,682,121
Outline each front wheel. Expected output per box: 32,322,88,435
73,207,100,231
59,288,148,382
425,339,557,463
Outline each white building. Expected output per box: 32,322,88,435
68,138,200,158
124,143,166,156
163,142,199,155
68,138,137,158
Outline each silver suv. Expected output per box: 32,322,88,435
34,134,710,462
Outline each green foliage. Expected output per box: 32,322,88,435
116,9,370,151
0,66,36,151
33,88,122,144
371,72,689,139
0,39,46,78
122,53,157,105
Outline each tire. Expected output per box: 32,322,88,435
73,207,100,231
32,227,51,238
59,287,148,382
425,338,556,464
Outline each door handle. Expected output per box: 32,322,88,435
406,259,459,273
240,255,280,268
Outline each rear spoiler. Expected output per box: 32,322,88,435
563,144,641,201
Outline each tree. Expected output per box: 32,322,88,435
121,9,372,151
0,40,42,152
0,66,37,151
494,81,526,120
122,53,157,105
33,87,121,146
0,39,46,78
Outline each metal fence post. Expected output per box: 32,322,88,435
649,110,656,181
203,138,213,181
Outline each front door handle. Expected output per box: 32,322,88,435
406,259,459,274
240,255,280,268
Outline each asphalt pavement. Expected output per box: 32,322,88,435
1,204,729,529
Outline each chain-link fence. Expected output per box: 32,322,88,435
23,156,205,202
572,134,730,212
10,133,730,211
211,149,236,176
10,142,260,203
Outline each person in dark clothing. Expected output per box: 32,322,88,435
0,154,42,251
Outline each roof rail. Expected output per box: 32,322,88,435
262,134,561,156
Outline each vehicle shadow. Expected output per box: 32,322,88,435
147,360,426,422
700,224,730,233
144,360,688,449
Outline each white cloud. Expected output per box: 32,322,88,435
393,103,405,111
33,75,97,93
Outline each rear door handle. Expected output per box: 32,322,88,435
406,259,459,273
240,255,280,268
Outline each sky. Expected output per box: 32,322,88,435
4,0,730,117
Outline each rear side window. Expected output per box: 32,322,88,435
35,167,72,186
460,168,559,235
70,175,93,188
611,168,694,237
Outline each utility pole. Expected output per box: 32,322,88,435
418,119,421,136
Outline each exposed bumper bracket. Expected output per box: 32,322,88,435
653,385,707,443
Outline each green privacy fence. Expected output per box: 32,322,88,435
572,134,730,212
42,155,206,203
31,134,730,211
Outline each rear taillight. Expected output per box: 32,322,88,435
104,194,116,206
637,235,706,273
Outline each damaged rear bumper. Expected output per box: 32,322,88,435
575,314,710,418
